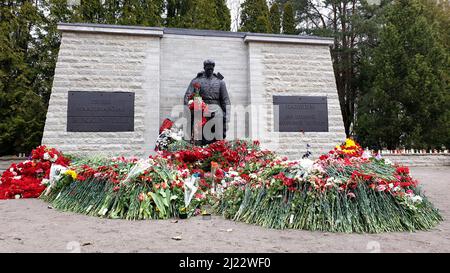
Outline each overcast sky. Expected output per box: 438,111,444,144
227,0,244,31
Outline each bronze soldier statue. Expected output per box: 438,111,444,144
184,60,231,145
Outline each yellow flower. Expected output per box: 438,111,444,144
64,169,77,180
345,138,356,148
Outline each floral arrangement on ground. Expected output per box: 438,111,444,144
0,146,70,199
0,138,442,233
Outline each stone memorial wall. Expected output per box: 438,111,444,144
42,23,346,158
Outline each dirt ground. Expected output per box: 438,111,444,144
0,167,449,253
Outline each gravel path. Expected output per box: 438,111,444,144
1,167,449,253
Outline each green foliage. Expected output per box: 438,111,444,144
165,0,192,27
355,0,450,149
165,0,230,30
118,0,164,26
70,0,164,26
179,0,220,29
215,0,231,31
0,1,47,155
282,1,295,34
289,0,394,137
103,0,120,24
239,0,272,33
73,0,104,23
269,2,281,34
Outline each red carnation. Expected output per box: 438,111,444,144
159,118,174,134
193,82,201,90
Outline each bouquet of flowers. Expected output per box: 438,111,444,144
187,82,208,138
155,118,186,151
30,138,442,233
40,156,208,220
214,139,442,232
0,146,70,199
188,82,208,112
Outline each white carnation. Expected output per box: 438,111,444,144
41,178,50,186
362,149,372,159
299,158,314,171
411,195,423,203
249,173,258,179
170,132,182,141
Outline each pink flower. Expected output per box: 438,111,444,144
376,185,387,192
195,193,205,200
138,193,145,202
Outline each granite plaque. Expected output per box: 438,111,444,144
273,96,328,132
67,91,134,132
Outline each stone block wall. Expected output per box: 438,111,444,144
160,34,249,132
382,154,450,167
42,28,161,157
42,24,345,158
247,39,346,159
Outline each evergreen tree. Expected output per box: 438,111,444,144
166,0,181,27
103,0,120,24
282,1,295,34
285,1,393,136
239,0,272,33
0,0,47,155
421,0,450,51
119,0,163,26
177,0,220,30
215,0,231,31
73,0,105,23
355,0,450,149
141,0,164,26
167,0,195,28
269,2,281,34
37,0,74,105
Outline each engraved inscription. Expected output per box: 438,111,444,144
273,96,328,132
67,91,134,132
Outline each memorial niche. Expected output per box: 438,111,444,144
67,91,134,132
273,96,328,132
